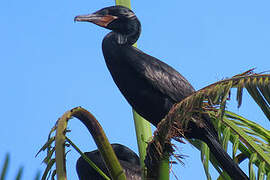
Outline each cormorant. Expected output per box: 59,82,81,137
76,143,141,180
75,6,249,180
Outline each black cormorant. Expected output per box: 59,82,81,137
75,6,249,180
76,143,141,180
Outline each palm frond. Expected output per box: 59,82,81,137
0,154,9,180
38,107,126,180
146,70,270,179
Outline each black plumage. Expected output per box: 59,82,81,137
75,6,249,180
76,144,141,180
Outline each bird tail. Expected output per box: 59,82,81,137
202,130,249,180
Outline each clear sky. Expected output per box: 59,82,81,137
1,0,270,179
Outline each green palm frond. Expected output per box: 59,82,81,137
37,107,126,180
0,154,37,180
0,154,9,180
146,71,270,179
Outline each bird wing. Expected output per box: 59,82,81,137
125,46,195,103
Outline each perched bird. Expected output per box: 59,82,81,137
76,143,141,180
75,6,249,180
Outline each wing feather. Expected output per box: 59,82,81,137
125,47,195,103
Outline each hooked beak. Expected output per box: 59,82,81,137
74,13,118,28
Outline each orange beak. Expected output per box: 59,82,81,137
74,13,118,28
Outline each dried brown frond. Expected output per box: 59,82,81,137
145,70,270,177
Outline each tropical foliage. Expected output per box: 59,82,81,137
146,70,270,180
33,70,270,180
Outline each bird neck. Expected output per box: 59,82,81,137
109,19,141,46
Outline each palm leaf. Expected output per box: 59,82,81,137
38,107,126,180
146,70,270,179
0,154,9,180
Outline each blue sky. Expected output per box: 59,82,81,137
1,0,270,179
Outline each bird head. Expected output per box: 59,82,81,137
75,6,141,45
